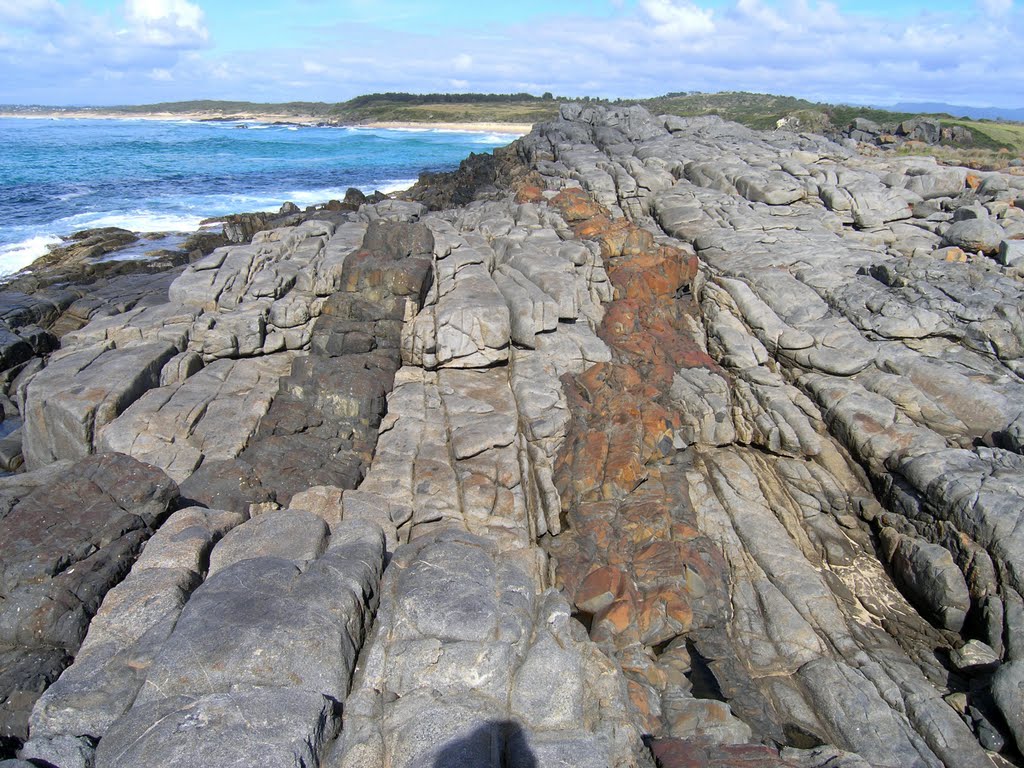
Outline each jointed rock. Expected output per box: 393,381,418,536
2,104,1024,767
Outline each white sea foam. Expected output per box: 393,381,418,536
274,181,416,205
56,185,95,202
62,210,207,233
470,133,519,145
0,234,62,277
275,189,352,206
369,179,418,194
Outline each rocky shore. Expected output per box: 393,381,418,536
1,103,1023,767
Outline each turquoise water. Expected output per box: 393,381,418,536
0,117,519,275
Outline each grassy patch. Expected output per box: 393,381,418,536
331,101,559,124
634,91,921,131
946,119,1024,153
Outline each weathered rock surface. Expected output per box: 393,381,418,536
4,104,1024,768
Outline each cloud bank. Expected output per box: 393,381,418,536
0,0,1019,109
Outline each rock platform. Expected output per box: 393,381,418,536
2,105,1024,767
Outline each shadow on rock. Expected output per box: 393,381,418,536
432,720,537,768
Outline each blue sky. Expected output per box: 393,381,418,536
0,0,1020,108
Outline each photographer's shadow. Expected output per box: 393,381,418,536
432,719,537,768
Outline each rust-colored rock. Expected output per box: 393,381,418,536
649,738,802,768
514,184,545,204
550,187,608,222
544,186,731,740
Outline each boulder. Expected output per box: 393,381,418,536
943,218,1007,254
997,239,1024,267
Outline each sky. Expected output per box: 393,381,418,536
0,0,1020,108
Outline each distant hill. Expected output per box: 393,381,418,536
884,102,1024,123
3,91,1022,153
0,93,563,125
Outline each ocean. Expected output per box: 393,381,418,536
0,117,520,276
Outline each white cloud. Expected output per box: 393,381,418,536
640,0,715,38
123,0,208,47
1,0,1022,111
978,0,1013,14
150,67,173,80
734,0,786,31
0,0,65,29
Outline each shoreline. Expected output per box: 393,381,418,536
360,120,532,135
0,110,534,135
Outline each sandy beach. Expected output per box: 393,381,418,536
0,110,534,134
360,120,533,135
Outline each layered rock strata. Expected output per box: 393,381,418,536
1,104,1023,767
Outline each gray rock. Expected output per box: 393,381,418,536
943,218,1007,254
94,689,337,768
18,734,95,768
992,661,1024,754
0,453,176,747
207,509,329,574
880,528,971,631
28,507,243,741
402,240,512,369
951,203,987,221
904,167,967,200
851,117,881,134
22,341,178,469
96,354,294,483
949,640,1000,673
798,659,939,767
139,521,383,704
997,239,1024,267
6,100,1023,768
